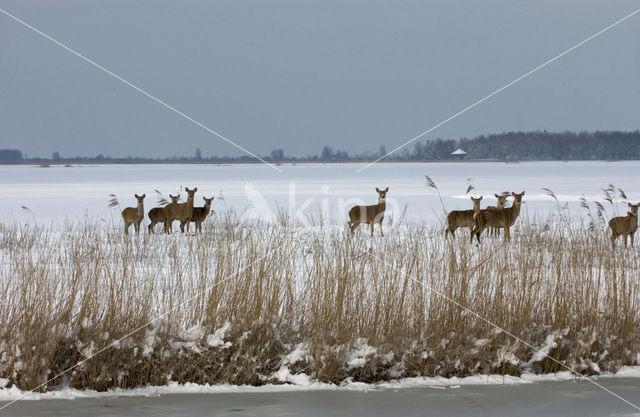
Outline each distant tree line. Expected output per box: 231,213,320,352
0,149,23,162
1,130,639,163
404,130,640,161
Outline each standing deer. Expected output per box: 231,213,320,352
472,191,525,243
148,194,180,234
445,196,483,242
190,196,214,234
348,187,389,237
487,193,508,236
609,202,639,248
121,194,145,235
163,187,197,234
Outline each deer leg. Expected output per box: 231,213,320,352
504,227,511,242
469,227,475,244
447,226,456,238
623,235,628,248
470,224,480,243
124,222,130,235
379,221,384,237
473,225,482,243
631,233,635,247
370,222,374,237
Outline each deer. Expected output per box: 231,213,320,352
609,202,639,248
472,191,525,243
445,196,483,242
348,187,389,237
121,194,145,235
163,187,197,234
487,193,509,236
148,194,180,234
190,196,215,233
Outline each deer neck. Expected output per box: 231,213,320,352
510,200,521,218
137,201,144,217
377,197,386,212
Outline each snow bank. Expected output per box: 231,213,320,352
1,367,638,402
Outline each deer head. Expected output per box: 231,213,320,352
511,191,525,204
185,187,198,201
471,196,482,210
375,187,389,203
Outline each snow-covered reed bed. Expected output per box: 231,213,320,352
0,212,638,392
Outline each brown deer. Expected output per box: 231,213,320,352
163,187,197,233
348,187,389,236
121,194,145,235
190,196,214,233
487,193,509,236
445,196,483,242
609,202,639,248
148,194,179,234
472,191,525,243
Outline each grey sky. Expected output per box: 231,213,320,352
1,0,638,159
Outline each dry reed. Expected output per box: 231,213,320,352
0,210,638,392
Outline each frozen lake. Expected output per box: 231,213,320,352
0,161,638,227
1,377,639,417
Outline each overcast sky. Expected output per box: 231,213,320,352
1,0,638,159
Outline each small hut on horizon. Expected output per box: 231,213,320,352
451,148,467,160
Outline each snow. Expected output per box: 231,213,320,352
1,161,638,227
206,321,232,348
283,343,309,365
347,338,378,370
1,367,638,401
1,161,639,400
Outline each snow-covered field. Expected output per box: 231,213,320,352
1,161,638,226
0,161,639,411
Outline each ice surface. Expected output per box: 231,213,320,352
1,161,638,226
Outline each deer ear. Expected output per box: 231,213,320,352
376,187,381,192
495,194,499,198
385,187,389,192
629,202,633,208
479,196,483,200
185,187,191,192
141,194,145,198
194,187,198,192
521,191,525,196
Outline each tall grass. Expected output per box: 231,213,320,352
0,212,638,392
